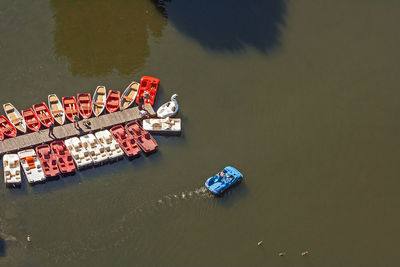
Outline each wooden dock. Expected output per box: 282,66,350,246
0,104,155,156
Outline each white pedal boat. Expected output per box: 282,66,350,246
142,118,181,135
3,154,22,185
94,130,124,160
65,137,93,169
80,134,109,165
156,94,179,118
3,103,27,133
17,149,45,184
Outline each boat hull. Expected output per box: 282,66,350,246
92,86,106,117
125,121,158,153
110,125,141,157
22,108,41,132
205,166,243,195
77,93,93,119
48,94,65,125
33,102,54,128
106,90,120,113
120,81,139,110
62,96,79,122
3,103,26,133
136,76,159,106
0,115,17,138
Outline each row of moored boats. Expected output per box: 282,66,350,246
0,76,181,138
3,121,158,185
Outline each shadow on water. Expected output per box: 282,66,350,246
0,238,5,257
154,0,287,52
50,0,167,77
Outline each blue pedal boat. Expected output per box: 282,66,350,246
205,166,243,195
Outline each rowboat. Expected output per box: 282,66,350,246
142,118,181,135
18,149,46,184
94,130,124,160
48,94,65,125
120,81,139,110
92,86,106,117
156,94,179,118
22,108,41,132
3,103,26,133
125,121,158,153
77,93,93,119
105,90,120,113
0,115,17,138
65,137,93,169
80,134,109,165
33,102,54,128
62,96,79,122
36,144,60,178
110,125,141,158
3,154,22,186
50,140,76,174
135,76,159,106
0,130,3,141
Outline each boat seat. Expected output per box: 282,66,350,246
50,99,58,103
79,96,90,101
81,106,91,111
97,91,105,95
107,100,119,106
122,96,133,101
64,99,75,104
93,102,104,106
52,110,63,114
11,118,22,123
35,106,47,111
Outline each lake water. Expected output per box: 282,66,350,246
0,0,400,266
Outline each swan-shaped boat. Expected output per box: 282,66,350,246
156,94,179,118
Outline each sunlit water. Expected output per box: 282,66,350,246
0,0,400,266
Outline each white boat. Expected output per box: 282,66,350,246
156,94,179,118
120,81,139,110
17,149,45,184
92,86,107,117
48,94,65,125
142,118,181,135
80,134,109,165
94,130,124,160
3,154,22,185
3,103,27,133
65,137,93,169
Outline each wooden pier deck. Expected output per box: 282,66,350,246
0,104,155,156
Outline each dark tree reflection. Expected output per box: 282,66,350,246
154,0,286,52
51,0,167,77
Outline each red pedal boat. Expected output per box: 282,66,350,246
33,102,54,128
36,144,60,178
22,108,41,132
77,93,93,118
110,125,141,157
50,140,76,174
62,96,79,123
0,115,17,138
106,90,120,113
136,76,159,106
125,121,158,153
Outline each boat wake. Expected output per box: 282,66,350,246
156,186,212,206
